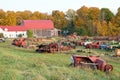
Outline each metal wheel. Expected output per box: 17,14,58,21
104,64,113,73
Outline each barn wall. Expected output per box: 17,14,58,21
3,31,27,38
33,29,59,38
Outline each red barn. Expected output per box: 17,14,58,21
0,20,60,38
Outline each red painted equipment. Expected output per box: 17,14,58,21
85,42,101,49
12,38,26,47
70,55,113,73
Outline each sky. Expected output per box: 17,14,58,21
0,0,120,14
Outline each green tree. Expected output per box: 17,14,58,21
0,33,4,38
27,30,33,38
101,8,114,23
115,7,120,27
18,34,23,38
75,26,87,36
65,9,77,34
66,9,77,21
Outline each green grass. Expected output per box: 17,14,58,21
0,39,120,80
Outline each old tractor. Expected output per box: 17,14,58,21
70,55,113,73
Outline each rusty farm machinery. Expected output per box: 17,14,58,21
70,55,113,73
12,38,26,47
36,43,59,53
36,41,76,53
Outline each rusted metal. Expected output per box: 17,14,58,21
12,38,26,47
70,55,113,72
36,43,59,53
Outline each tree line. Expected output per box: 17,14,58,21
0,6,120,36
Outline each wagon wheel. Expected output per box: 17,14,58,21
104,64,113,73
49,43,58,53
49,48,54,53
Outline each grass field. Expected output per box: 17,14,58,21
0,39,120,80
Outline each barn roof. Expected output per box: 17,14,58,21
0,20,54,31
23,20,54,30
0,26,27,31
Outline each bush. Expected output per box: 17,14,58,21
18,34,23,38
27,30,33,38
0,33,4,38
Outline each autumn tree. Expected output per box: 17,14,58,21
76,6,100,36
21,10,32,20
115,7,120,27
16,11,23,25
5,11,16,26
39,13,48,20
76,6,89,35
87,7,100,35
88,7,100,20
52,10,68,29
0,6,119,37
16,10,32,25
0,9,6,25
31,11,48,20
77,6,89,20
76,6,89,26
30,11,40,20
96,21,102,36
108,22,120,36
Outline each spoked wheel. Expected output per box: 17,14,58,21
49,43,58,53
104,64,113,74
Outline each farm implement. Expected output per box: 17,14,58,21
70,55,113,73
36,43,59,53
12,38,26,47
36,40,76,53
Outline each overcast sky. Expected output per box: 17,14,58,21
0,0,120,14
